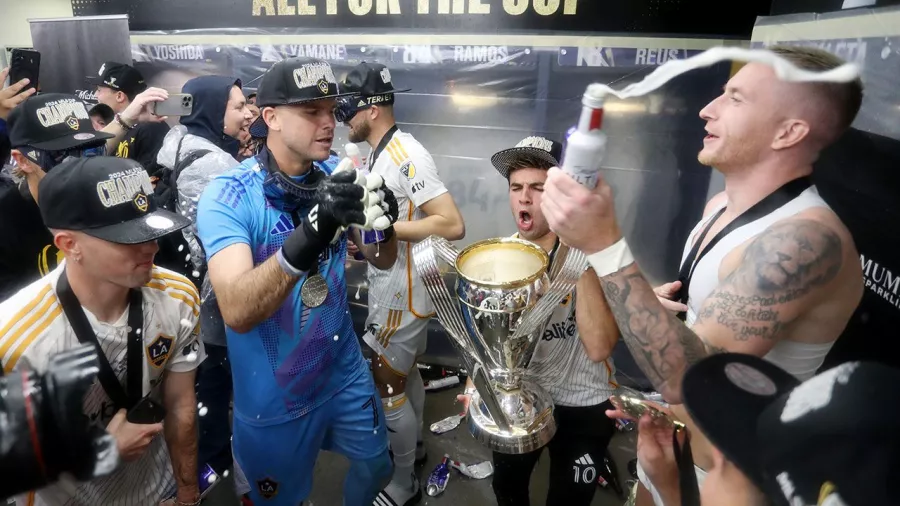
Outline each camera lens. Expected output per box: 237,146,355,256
0,344,119,499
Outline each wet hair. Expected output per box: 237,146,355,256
769,45,864,144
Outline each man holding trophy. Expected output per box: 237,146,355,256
424,136,620,506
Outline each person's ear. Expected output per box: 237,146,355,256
262,107,280,133
116,90,128,105
772,118,811,151
369,106,380,121
53,230,79,259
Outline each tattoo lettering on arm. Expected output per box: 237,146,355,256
695,219,843,343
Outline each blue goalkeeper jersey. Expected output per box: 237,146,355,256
196,154,367,426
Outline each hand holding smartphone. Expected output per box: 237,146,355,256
9,49,40,94
151,93,193,116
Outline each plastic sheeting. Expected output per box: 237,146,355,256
752,6,900,369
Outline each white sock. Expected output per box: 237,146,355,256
406,367,425,445
383,394,417,496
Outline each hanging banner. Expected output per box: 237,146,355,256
71,0,769,37
557,47,706,68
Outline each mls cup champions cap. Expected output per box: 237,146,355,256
7,93,113,151
38,156,191,244
682,353,900,506
491,136,564,180
249,57,355,138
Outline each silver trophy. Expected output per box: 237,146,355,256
413,236,587,454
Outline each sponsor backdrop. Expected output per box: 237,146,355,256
754,7,900,369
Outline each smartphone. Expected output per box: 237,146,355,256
126,395,167,424
610,394,684,430
151,93,193,116
9,49,40,93
198,463,220,498
165,463,220,502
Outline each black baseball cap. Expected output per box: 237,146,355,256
683,353,900,506
342,62,410,106
7,94,113,151
38,157,190,244
248,57,355,138
491,136,564,180
87,61,147,98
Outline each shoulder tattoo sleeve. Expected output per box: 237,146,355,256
696,219,843,341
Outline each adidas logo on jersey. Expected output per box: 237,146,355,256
575,453,594,466
270,214,294,235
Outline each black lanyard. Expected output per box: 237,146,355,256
675,176,813,321
368,125,399,169
56,269,144,410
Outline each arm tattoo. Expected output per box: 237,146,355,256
601,270,708,398
599,219,842,401
695,219,842,342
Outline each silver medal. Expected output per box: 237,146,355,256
300,274,329,308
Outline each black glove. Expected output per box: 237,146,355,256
378,185,400,241
279,171,366,273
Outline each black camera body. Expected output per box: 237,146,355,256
0,344,119,499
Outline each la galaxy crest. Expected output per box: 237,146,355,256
400,160,416,180
147,334,174,368
257,478,278,499
316,78,329,95
133,192,149,213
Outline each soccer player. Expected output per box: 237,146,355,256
197,57,400,506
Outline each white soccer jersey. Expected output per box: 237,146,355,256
365,129,448,315
0,263,206,506
512,234,619,407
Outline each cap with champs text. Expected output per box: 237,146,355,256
683,353,900,506
87,61,147,98
7,93,113,151
491,136,564,180
249,57,356,138
38,156,190,244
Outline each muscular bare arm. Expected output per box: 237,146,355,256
575,269,620,362
207,243,299,333
599,219,843,403
393,193,466,243
163,370,200,504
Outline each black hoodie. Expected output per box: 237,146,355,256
180,75,242,158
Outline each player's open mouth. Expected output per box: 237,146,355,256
518,210,533,231
704,132,718,141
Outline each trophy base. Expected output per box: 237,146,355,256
467,379,557,454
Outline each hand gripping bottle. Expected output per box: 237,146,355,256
561,86,608,189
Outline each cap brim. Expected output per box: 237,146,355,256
81,209,191,245
257,90,359,109
490,147,559,179
682,354,800,491
29,131,115,151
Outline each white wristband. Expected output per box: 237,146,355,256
586,238,635,277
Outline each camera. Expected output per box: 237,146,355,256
0,344,119,499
